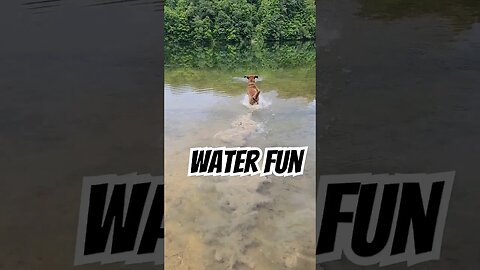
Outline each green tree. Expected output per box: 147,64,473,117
165,0,315,44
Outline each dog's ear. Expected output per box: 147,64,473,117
244,75,247,78
254,75,258,79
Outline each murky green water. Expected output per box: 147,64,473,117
164,42,316,270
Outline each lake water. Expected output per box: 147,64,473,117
164,43,316,269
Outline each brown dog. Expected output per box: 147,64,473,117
244,75,260,105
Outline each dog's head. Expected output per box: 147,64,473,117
244,75,258,83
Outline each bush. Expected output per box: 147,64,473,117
165,0,315,44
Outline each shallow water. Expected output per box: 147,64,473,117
164,74,316,269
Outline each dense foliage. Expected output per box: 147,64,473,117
165,0,316,44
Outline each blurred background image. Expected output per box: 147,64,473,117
0,1,163,269
317,0,480,269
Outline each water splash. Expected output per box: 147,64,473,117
232,76,264,83
241,94,272,110
214,94,272,146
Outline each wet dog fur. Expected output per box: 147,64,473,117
244,75,260,105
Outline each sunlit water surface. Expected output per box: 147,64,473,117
164,77,316,270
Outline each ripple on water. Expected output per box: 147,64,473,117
165,84,316,270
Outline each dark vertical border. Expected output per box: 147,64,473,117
315,0,322,266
